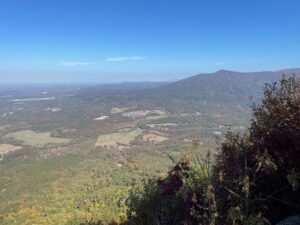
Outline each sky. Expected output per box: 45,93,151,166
0,0,300,83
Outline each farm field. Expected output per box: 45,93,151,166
0,144,21,154
95,128,143,149
121,109,166,118
4,130,71,147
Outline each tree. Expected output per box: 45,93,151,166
214,76,300,224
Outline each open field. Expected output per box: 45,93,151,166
46,107,62,112
143,131,169,143
0,144,22,154
4,130,70,147
10,97,55,102
122,109,166,118
111,107,129,114
145,115,168,121
94,115,109,121
95,128,143,149
146,123,179,128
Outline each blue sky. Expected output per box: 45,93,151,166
0,0,300,83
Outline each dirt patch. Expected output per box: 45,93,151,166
143,131,169,144
94,115,109,121
146,123,178,128
46,108,62,112
0,144,22,154
122,109,166,118
111,107,129,114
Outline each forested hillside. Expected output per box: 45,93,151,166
77,69,300,113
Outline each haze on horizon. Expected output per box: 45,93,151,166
0,0,300,83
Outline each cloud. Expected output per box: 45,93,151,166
106,56,146,62
61,61,94,66
215,62,225,66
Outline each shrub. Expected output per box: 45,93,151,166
214,76,300,224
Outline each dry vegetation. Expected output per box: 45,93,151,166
122,109,166,118
46,107,62,112
0,144,21,154
94,115,109,121
110,107,129,114
146,123,178,128
95,128,143,149
142,131,169,143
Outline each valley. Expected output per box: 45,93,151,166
0,69,299,224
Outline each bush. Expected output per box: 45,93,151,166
126,153,217,225
214,76,300,224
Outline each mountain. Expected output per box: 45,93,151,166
77,68,300,113
155,69,300,103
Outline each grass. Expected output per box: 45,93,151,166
95,128,143,149
146,123,179,128
4,130,70,147
145,115,168,121
122,109,166,118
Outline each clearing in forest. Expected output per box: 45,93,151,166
94,115,109,121
0,144,22,153
4,130,70,147
146,123,179,128
46,107,62,112
122,109,166,118
95,128,143,149
143,131,169,144
111,107,129,114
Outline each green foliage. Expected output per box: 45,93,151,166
214,76,300,224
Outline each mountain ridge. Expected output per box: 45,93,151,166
77,68,300,113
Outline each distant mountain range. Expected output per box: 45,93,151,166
156,68,300,101
78,68,300,113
